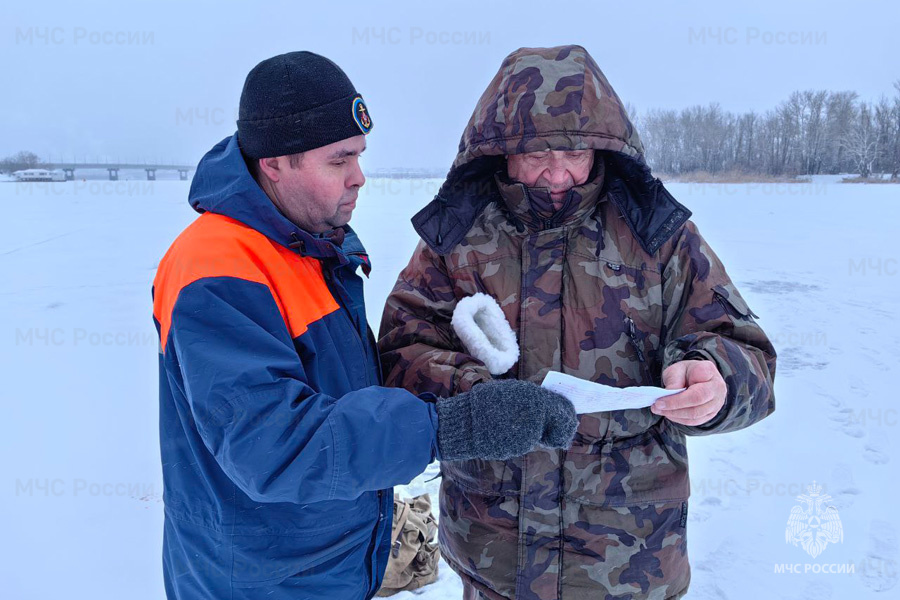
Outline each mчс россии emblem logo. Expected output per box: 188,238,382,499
785,481,844,559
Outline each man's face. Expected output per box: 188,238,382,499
257,135,367,233
507,150,594,209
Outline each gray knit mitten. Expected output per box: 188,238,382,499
435,379,577,461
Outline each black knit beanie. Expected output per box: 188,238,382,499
237,51,373,159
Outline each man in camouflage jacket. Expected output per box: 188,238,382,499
378,45,777,600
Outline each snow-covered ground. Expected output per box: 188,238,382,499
1,176,898,599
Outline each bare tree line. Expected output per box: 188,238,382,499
5,82,900,181
632,81,900,180
0,151,43,173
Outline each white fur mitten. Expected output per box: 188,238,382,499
451,293,519,375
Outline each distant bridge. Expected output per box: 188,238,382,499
43,162,194,181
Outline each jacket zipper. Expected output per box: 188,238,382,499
529,187,576,232
625,316,653,383
548,187,580,230
368,489,386,597
557,447,567,599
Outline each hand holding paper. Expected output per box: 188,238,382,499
541,371,684,414
651,359,728,426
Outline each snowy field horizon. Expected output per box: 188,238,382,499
2,176,897,598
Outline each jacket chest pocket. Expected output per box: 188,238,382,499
334,319,373,389
564,308,662,394
713,283,758,319
564,256,663,373
624,314,661,386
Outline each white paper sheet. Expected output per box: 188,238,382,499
541,371,684,414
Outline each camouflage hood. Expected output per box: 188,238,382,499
453,44,644,167
412,44,690,256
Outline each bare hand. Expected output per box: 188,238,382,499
651,360,727,426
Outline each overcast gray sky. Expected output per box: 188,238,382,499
3,0,897,171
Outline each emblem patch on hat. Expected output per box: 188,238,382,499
352,96,372,134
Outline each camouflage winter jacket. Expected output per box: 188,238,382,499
378,45,777,600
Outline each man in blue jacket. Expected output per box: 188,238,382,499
153,51,578,600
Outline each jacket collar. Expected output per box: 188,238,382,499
494,159,605,232
188,133,368,269
412,151,691,256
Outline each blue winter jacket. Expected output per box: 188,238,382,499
153,133,439,599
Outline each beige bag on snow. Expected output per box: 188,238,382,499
376,493,440,596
